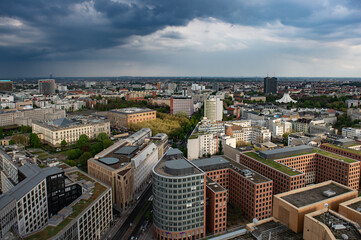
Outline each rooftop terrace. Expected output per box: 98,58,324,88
281,182,352,208
243,152,302,176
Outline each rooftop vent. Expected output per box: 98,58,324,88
241,169,253,177
323,190,336,198
341,234,349,240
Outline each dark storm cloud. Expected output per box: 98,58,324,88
0,0,361,63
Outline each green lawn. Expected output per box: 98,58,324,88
25,172,107,240
316,149,357,163
323,143,361,157
243,152,301,176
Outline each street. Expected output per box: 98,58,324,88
111,184,153,240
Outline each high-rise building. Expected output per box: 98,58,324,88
170,96,194,116
152,149,206,239
0,80,13,92
204,96,223,122
38,79,56,95
263,77,277,94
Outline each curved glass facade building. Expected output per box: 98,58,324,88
152,149,206,240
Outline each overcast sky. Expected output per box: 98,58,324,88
1,0,361,78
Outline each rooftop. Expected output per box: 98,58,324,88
323,143,361,158
281,182,352,208
25,170,108,240
154,154,202,177
245,220,302,240
313,212,361,240
243,152,302,176
315,149,357,163
258,145,315,160
348,199,361,212
34,117,108,130
109,107,155,114
206,176,226,193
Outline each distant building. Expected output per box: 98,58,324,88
32,117,110,147
38,79,56,95
204,96,223,121
0,80,13,92
107,107,156,129
342,127,361,139
170,96,194,116
263,77,277,94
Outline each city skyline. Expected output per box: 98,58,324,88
1,0,361,77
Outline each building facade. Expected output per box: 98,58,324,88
107,107,156,129
32,117,110,147
38,79,56,95
263,77,277,94
170,96,194,116
204,96,223,122
0,80,13,92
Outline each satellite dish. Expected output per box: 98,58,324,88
252,218,259,225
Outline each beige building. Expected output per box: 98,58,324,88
88,129,168,210
339,197,361,225
273,180,357,233
32,117,110,147
107,107,156,129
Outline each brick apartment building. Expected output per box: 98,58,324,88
229,145,360,196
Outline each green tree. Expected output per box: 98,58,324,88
11,134,28,145
76,134,90,149
218,140,223,155
90,142,104,156
96,132,109,142
29,133,41,148
0,127,4,139
103,139,113,149
67,149,82,160
61,140,67,148
79,152,92,166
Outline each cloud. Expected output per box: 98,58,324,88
1,0,361,76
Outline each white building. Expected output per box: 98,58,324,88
204,96,223,122
269,119,292,137
131,142,158,193
342,127,361,139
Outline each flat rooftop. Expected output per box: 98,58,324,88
313,212,361,240
281,182,352,208
243,152,303,176
228,158,272,184
348,199,361,212
206,176,226,193
34,117,107,130
323,143,361,157
259,145,315,159
154,157,202,177
192,156,231,171
109,107,155,115
244,220,302,240
316,149,357,163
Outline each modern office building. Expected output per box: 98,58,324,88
152,150,206,239
204,96,223,122
32,117,110,147
321,143,361,161
234,145,360,195
88,129,167,210
0,164,112,239
263,77,277,94
170,96,194,116
107,107,156,129
38,79,56,95
0,80,13,92
342,127,361,139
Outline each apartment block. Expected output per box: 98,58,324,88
0,164,112,239
107,107,156,129
204,96,223,122
293,118,311,133
342,127,361,139
32,117,110,147
170,96,194,116
225,125,271,144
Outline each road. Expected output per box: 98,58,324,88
128,202,152,239
111,184,153,240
